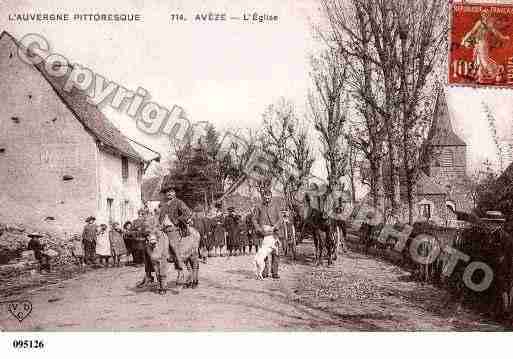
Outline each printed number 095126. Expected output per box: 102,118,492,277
12,340,44,349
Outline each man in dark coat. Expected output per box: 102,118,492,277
159,188,192,236
211,203,226,256
224,207,240,257
246,212,257,254
131,210,149,265
81,216,97,265
252,190,282,279
159,188,193,268
192,207,208,263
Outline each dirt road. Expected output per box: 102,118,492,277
0,242,507,331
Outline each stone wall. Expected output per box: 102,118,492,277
0,34,98,236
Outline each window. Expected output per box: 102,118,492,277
120,200,129,225
137,166,143,184
107,198,114,223
420,204,431,220
122,157,129,180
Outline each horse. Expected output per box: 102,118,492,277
293,192,348,266
295,201,335,266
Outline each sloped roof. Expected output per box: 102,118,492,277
0,31,144,163
426,89,466,147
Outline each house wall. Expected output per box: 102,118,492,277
96,150,142,226
0,34,98,236
399,194,448,226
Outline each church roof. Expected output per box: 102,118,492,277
426,89,466,147
0,31,144,163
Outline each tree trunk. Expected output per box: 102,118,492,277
406,178,414,225
369,159,385,219
386,137,401,218
349,139,356,204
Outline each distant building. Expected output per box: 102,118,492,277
0,31,146,235
416,88,473,226
361,89,474,227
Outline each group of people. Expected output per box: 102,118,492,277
73,218,133,268
67,186,293,289
191,200,296,262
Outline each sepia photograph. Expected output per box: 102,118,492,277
1,0,513,347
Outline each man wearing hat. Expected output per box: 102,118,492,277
252,189,283,279
27,232,51,272
224,207,241,257
81,216,97,265
159,188,193,236
158,187,193,269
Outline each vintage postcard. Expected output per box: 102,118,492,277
1,0,513,347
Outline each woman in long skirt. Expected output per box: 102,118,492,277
122,221,134,265
96,224,111,267
203,216,213,256
213,214,225,257
239,218,249,255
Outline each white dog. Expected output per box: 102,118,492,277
255,225,280,280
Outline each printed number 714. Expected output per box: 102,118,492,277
170,14,185,21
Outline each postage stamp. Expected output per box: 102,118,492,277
450,2,513,88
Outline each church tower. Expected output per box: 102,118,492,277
423,89,467,187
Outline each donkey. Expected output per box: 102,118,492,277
147,226,201,294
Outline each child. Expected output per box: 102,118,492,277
71,233,85,268
109,222,127,267
95,224,111,267
82,216,97,265
27,232,51,273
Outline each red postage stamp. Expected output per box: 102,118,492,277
450,2,513,88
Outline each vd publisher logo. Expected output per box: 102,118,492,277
8,300,33,322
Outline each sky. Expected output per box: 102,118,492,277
1,0,513,193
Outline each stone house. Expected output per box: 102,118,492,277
0,31,146,236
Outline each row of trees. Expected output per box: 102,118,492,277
152,0,454,223
313,0,448,223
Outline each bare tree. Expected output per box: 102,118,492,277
259,98,314,207
319,0,447,223
308,48,349,196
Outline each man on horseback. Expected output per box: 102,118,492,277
159,188,193,239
